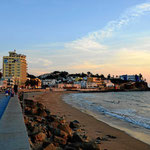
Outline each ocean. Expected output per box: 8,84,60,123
63,91,150,145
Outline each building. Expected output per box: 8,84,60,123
104,80,114,87
120,75,141,82
58,83,81,90
3,50,27,87
0,78,7,90
87,77,105,89
42,79,57,87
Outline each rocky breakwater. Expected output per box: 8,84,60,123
19,93,101,150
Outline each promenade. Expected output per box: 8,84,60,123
0,95,30,150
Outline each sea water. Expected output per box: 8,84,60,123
63,91,150,145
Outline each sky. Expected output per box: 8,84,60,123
0,0,150,84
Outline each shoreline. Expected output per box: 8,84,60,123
27,91,150,150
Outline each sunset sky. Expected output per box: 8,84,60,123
0,0,150,84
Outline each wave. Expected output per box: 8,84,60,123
63,92,150,130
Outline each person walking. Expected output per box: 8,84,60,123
14,85,18,95
10,88,14,97
5,89,9,97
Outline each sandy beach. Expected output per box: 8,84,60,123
25,91,150,150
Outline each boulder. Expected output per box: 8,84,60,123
34,132,47,142
37,108,48,117
24,106,32,115
24,116,29,124
31,108,38,115
70,120,80,129
71,132,85,143
24,99,36,108
44,143,57,150
37,102,45,109
81,142,101,150
54,136,67,145
51,120,60,128
58,124,72,136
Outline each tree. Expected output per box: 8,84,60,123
99,74,105,79
139,73,143,80
27,73,36,79
25,79,39,88
107,74,111,79
87,71,92,77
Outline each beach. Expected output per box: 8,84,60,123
25,91,150,150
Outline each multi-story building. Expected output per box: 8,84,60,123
87,77,105,88
120,75,141,82
3,50,27,87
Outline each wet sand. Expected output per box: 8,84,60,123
26,91,150,150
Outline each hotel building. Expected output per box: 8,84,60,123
3,50,27,87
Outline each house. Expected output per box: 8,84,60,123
58,83,81,90
104,80,114,87
120,75,141,82
42,79,57,87
87,77,105,89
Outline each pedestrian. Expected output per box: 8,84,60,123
5,89,9,97
10,88,14,97
14,85,18,95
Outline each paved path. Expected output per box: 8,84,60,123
0,95,30,150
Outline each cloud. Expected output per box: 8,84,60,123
89,2,150,40
34,42,65,48
65,2,150,53
28,57,52,67
65,37,107,52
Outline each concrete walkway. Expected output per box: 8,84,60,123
0,95,30,150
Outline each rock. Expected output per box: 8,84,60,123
44,143,57,150
45,109,51,116
81,142,101,150
47,126,68,139
31,108,38,115
24,116,29,124
24,106,32,115
66,142,82,149
51,121,60,128
54,136,67,145
64,145,80,150
59,130,69,139
59,116,66,124
24,99,36,108
37,102,45,109
58,124,72,136
71,132,85,143
26,122,35,134
70,120,80,129
37,108,48,117
34,132,47,142
106,135,116,139
95,137,101,144
31,125,42,135
34,116,43,123
28,138,34,149
46,115,59,122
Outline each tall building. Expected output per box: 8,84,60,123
3,50,27,86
